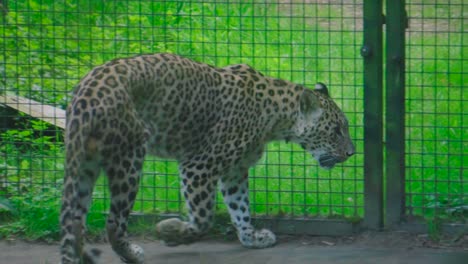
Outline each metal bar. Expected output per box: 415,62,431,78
254,217,361,236
385,0,407,228
128,213,468,236
129,213,362,236
362,0,384,230
397,222,468,236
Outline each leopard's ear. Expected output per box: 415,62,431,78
314,82,329,97
299,89,322,120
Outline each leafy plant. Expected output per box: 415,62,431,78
427,217,442,242
0,196,16,221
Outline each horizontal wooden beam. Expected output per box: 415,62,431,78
0,94,66,129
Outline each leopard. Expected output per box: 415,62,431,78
59,53,355,263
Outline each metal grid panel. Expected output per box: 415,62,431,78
0,0,364,225
405,0,467,221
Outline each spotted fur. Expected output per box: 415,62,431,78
59,53,355,263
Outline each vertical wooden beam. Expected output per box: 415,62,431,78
362,0,384,230
385,0,407,227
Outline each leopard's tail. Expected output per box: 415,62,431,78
59,103,103,264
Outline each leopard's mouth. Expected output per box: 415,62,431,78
318,155,339,169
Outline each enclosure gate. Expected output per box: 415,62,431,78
365,0,466,233
0,0,466,237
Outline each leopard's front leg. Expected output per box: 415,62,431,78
156,160,217,246
220,172,276,249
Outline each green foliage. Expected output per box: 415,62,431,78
1,119,61,153
0,196,16,221
427,217,442,242
0,178,108,241
0,185,60,241
423,195,468,222
0,117,66,240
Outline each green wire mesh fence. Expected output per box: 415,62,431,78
1,0,364,225
405,0,466,222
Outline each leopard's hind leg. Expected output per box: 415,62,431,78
60,137,101,264
102,125,148,263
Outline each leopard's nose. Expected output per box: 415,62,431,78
346,143,356,157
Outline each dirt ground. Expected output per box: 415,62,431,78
1,231,467,264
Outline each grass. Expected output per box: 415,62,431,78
0,0,466,240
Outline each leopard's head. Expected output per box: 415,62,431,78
293,83,355,169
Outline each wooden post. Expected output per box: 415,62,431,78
0,95,66,129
